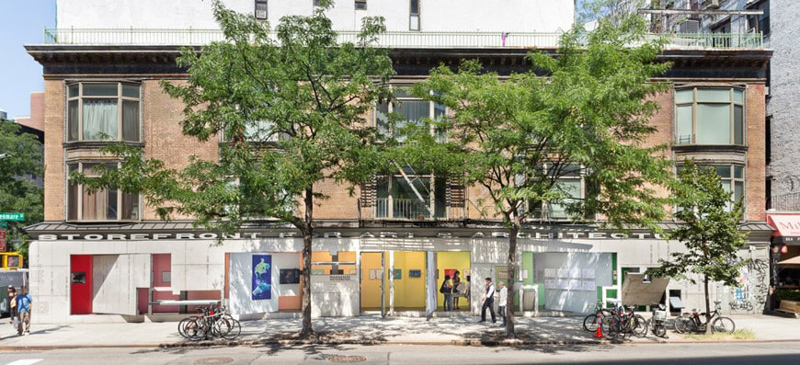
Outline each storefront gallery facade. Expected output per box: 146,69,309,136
25,22,773,324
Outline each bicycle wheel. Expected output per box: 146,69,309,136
673,317,687,334
632,315,648,338
178,316,198,338
653,324,667,338
604,317,620,340
711,316,735,334
220,318,241,340
583,314,599,332
185,318,208,341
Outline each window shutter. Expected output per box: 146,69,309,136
446,175,466,208
360,176,378,207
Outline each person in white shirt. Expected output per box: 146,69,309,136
498,281,508,327
479,277,496,323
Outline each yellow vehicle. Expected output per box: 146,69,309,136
0,253,23,270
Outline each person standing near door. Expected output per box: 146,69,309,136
16,286,32,336
452,271,462,310
440,275,453,311
479,277,496,323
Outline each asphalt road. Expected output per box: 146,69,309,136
1,342,800,365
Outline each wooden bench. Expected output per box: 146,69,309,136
777,300,799,317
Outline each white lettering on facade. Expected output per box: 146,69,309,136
199,233,218,239
63,234,79,241
153,233,170,240
130,234,148,240
107,234,127,240
39,234,58,241
588,232,606,239
610,233,628,239
84,234,103,240
248,233,260,239
633,233,649,239
223,233,241,239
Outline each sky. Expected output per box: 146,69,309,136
0,0,56,119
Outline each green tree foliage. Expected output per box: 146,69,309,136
652,160,747,334
398,10,672,338
76,0,394,337
0,119,43,261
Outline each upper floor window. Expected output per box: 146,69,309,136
375,88,445,142
376,171,446,220
747,1,770,35
355,0,367,10
255,0,268,20
221,120,287,143
676,164,744,212
529,164,586,221
67,162,140,221
409,0,420,31
675,87,745,146
67,82,141,142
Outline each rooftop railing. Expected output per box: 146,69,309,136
42,28,763,50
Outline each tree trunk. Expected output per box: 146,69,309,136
505,217,520,339
704,274,711,335
300,188,314,338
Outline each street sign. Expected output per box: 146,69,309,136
0,213,24,221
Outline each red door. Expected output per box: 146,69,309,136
70,255,93,314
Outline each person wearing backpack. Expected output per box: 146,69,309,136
440,275,453,311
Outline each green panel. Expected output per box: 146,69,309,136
607,289,618,299
522,252,534,285
612,253,618,285
597,286,603,303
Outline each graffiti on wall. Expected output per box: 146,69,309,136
728,258,768,312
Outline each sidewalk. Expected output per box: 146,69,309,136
0,314,797,349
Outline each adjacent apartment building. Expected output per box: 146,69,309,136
25,0,772,323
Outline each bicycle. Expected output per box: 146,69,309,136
603,304,648,340
178,304,241,341
649,302,668,338
582,301,614,332
674,301,735,334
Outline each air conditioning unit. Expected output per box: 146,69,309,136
703,0,720,9
678,20,701,33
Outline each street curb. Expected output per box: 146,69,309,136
4,338,800,351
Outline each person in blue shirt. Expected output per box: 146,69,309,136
16,285,32,336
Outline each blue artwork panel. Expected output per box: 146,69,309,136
252,254,272,300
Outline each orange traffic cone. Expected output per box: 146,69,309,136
592,313,604,338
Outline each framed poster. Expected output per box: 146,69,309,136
409,270,422,278
388,268,402,280
252,255,272,300
369,269,380,280
279,268,300,284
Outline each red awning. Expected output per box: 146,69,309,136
767,214,800,243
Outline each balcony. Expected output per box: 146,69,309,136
41,28,764,50
375,198,443,220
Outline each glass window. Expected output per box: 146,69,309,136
747,1,770,35
67,162,140,221
66,82,141,142
375,87,445,142
355,0,367,10
530,164,585,221
375,174,446,219
674,87,745,145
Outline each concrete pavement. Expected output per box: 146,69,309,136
0,314,796,349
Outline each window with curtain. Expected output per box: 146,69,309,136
67,82,141,142
67,162,140,221
674,87,745,146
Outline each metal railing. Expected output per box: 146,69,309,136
42,28,763,50
376,198,442,220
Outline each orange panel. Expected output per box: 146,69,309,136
278,296,302,311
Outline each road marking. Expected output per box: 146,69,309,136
6,360,43,365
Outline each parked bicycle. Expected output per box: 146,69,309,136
603,303,648,340
178,303,241,341
582,301,614,332
649,302,668,338
674,301,735,334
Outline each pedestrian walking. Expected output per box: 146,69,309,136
498,281,508,327
16,285,32,336
7,286,17,326
440,275,453,311
479,277,496,323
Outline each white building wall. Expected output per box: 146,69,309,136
56,0,574,33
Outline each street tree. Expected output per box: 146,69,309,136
398,10,673,338
76,0,394,337
0,119,43,260
652,160,747,334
